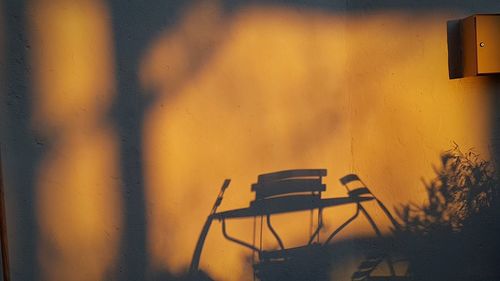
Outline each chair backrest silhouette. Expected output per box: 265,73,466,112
340,174,374,198
251,169,327,201
340,174,400,230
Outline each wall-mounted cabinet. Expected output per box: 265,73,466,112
461,14,500,77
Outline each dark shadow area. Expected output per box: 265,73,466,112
490,77,500,167
447,19,463,79
107,1,187,280
238,236,406,281
394,146,500,281
224,0,500,13
2,1,41,280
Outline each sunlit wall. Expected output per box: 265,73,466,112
1,1,499,281
140,3,497,281
28,0,122,280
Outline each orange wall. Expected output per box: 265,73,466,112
140,4,496,280
1,1,498,281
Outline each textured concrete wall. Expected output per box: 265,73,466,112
1,1,499,280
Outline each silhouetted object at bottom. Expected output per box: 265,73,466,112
395,148,500,281
254,243,331,281
189,169,408,281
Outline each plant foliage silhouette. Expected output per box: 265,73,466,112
396,146,500,281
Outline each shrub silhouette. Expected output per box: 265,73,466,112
396,146,500,281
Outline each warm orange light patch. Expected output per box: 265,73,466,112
140,5,493,281
29,0,116,131
36,129,122,281
28,0,122,280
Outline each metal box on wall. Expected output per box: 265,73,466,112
461,14,500,77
